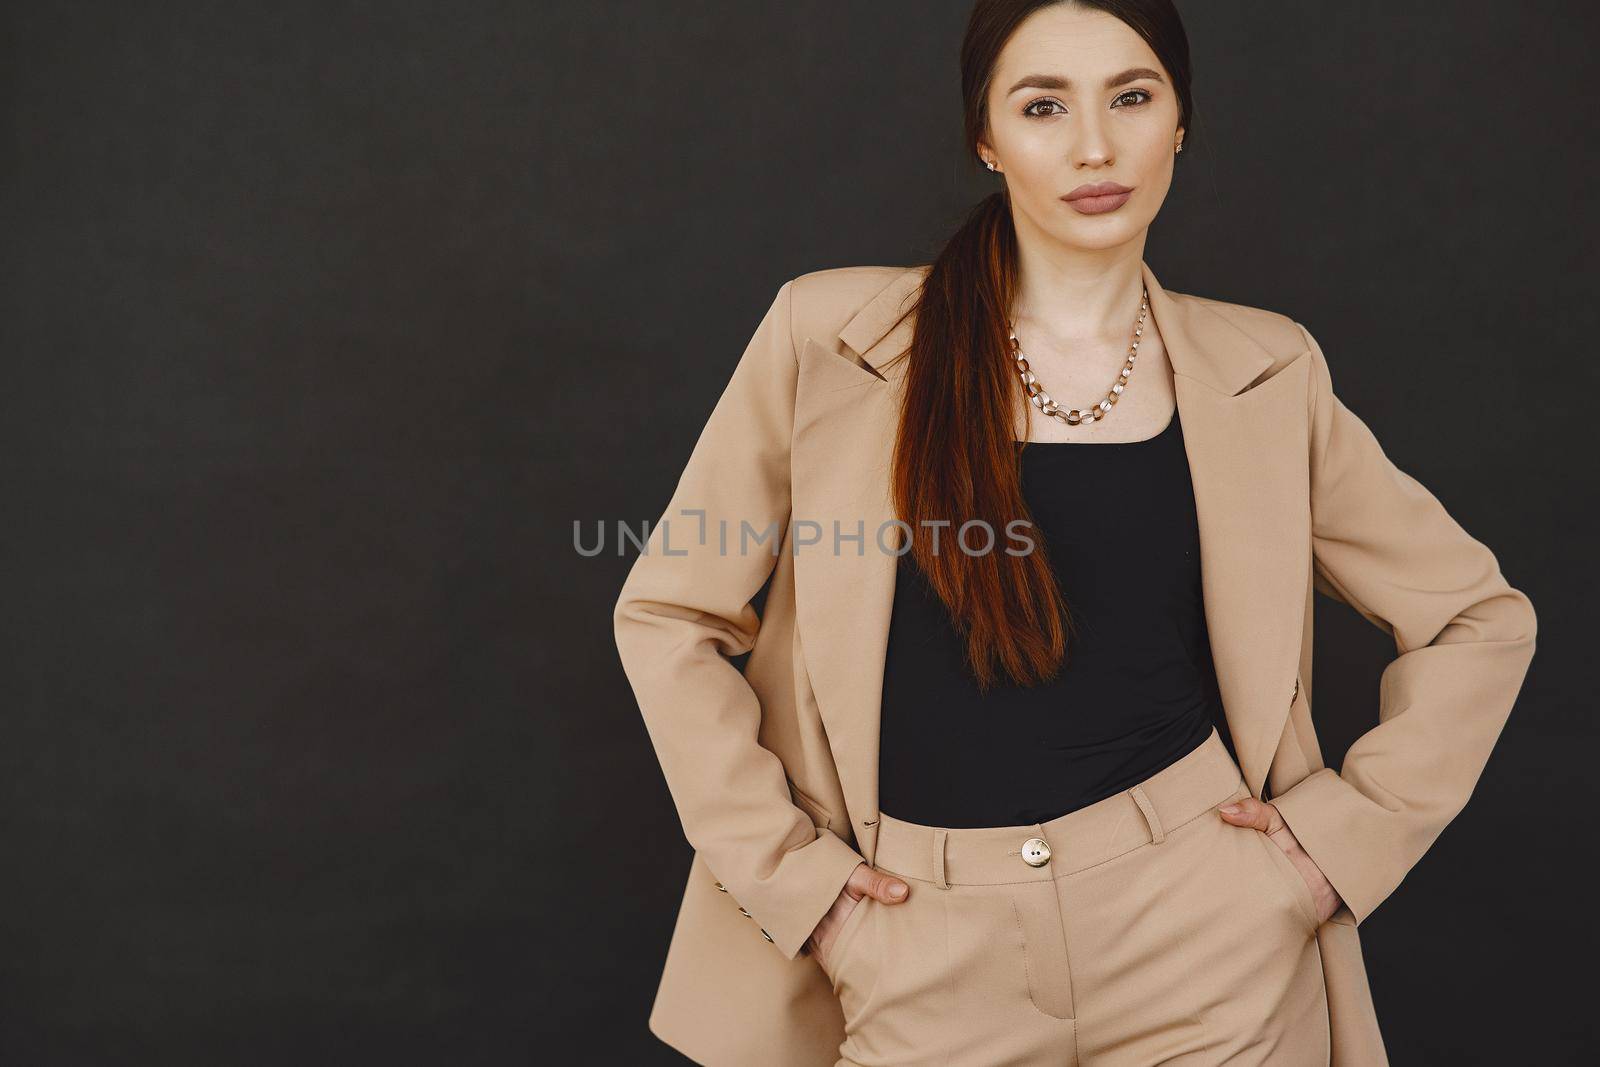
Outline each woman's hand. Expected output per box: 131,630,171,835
806,863,911,966
1218,797,1344,925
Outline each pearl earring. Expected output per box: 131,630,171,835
986,159,997,172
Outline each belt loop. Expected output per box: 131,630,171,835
932,827,950,889
1130,784,1165,844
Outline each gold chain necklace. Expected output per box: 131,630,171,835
1008,285,1150,426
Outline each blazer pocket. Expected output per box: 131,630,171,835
787,776,836,831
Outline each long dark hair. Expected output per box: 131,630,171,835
883,0,1194,690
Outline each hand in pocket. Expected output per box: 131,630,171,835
807,862,911,970
1217,796,1342,925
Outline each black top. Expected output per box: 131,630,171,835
876,405,1225,829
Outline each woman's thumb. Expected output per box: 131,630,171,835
863,868,910,904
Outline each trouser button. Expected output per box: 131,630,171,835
1021,836,1052,867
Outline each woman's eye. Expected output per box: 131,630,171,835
1025,90,1150,118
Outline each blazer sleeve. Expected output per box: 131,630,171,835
1269,321,1538,926
612,278,868,961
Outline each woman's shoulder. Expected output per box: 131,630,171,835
790,263,930,299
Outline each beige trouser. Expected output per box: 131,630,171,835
817,726,1330,1066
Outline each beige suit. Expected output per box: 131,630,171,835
613,261,1537,1066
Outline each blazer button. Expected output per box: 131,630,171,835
761,928,774,943
713,881,728,892
1021,837,1052,867
738,906,752,917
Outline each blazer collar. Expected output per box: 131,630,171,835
836,260,1275,397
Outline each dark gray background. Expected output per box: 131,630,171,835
2,2,1592,1063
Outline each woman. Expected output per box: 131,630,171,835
613,2,1537,1065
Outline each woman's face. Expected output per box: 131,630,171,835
979,3,1184,254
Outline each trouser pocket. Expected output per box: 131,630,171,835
818,892,874,993
1249,824,1323,936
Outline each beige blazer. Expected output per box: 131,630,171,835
613,260,1538,1067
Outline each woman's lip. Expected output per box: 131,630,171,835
1063,190,1132,215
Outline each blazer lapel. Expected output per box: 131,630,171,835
791,261,1311,861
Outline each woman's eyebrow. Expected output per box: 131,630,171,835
1004,67,1166,95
